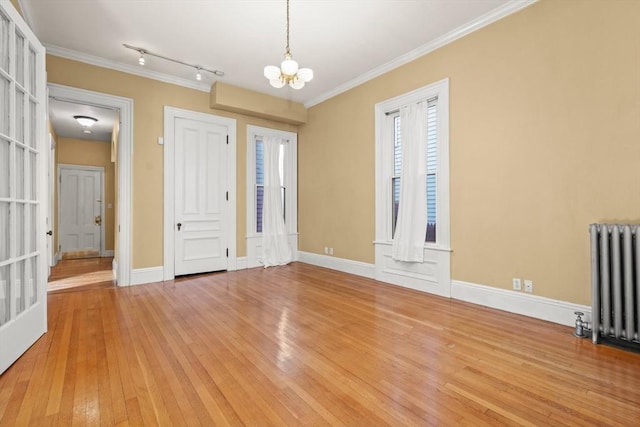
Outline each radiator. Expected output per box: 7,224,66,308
589,224,640,345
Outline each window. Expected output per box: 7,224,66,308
374,78,450,296
391,99,438,242
246,125,298,267
255,139,285,232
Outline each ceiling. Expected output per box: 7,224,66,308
49,98,117,142
20,0,535,110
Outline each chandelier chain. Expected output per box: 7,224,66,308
286,0,291,56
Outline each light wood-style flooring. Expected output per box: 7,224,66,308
2,262,639,425
48,257,114,293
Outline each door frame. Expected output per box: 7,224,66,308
48,83,133,286
47,131,56,271
57,164,105,258
163,107,237,280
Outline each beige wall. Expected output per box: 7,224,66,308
298,0,640,305
56,137,115,251
46,55,297,268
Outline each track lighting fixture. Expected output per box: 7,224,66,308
123,44,224,81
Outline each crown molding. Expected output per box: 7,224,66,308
45,44,213,93
304,0,538,108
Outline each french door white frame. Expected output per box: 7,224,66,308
163,106,237,279
57,164,105,257
47,83,133,286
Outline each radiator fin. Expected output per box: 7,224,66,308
590,224,639,345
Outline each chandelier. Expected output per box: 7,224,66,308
264,0,313,89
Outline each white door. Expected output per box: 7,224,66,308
0,2,48,375
47,132,55,273
174,118,228,275
59,166,102,258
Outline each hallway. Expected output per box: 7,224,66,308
48,257,114,293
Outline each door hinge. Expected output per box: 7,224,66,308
226,248,229,257
226,135,229,145
226,191,228,201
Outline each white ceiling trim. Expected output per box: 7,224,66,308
303,0,538,108
45,44,212,93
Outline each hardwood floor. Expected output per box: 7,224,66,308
48,257,114,293
2,262,639,425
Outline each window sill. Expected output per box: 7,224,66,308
373,240,451,253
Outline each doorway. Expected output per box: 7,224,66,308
47,83,133,286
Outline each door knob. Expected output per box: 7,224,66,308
177,222,182,231
95,215,102,226
46,230,53,236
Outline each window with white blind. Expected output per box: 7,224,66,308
374,78,450,297
391,98,438,242
246,125,297,267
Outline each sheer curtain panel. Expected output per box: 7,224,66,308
261,136,292,267
392,103,428,262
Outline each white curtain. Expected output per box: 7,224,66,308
392,103,428,262
262,136,292,267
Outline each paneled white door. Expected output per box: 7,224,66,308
58,166,102,258
174,118,228,275
0,1,47,375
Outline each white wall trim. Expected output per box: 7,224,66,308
304,0,537,108
297,251,375,279
163,107,237,280
236,257,247,270
103,250,114,257
48,84,133,286
131,266,164,286
45,45,212,93
451,280,590,327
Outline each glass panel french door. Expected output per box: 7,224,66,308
0,2,47,375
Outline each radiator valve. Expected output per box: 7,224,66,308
573,311,589,338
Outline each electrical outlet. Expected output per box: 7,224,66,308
324,246,329,254
524,280,533,293
329,247,334,255
512,278,522,291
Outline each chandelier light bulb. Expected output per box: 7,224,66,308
270,78,286,88
297,68,313,82
264,66,281,80
281,56,299,76
289,79,305,90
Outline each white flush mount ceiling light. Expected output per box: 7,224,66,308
123,44,224,81
264,0,313,89
74,115,97,134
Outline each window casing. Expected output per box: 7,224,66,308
374,78,450,297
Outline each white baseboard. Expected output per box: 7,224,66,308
102,250,114,257
297,251,375,279
130,266,164,286
112,259,118,283
54,251,61,264
451,280,590,327
235,257,247,270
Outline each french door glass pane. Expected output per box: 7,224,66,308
0,76,9,135
29,151,36,200
15,144,24,199
29,204,36,252
28,100,36,147
0,201,8,262
15,31,24,86
29,255,37,305
28,47,36,95
0,264,9,326
0,138,8,197
16,259,25,315
16,89,24,142
16,202,24,256
0,11,8,72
